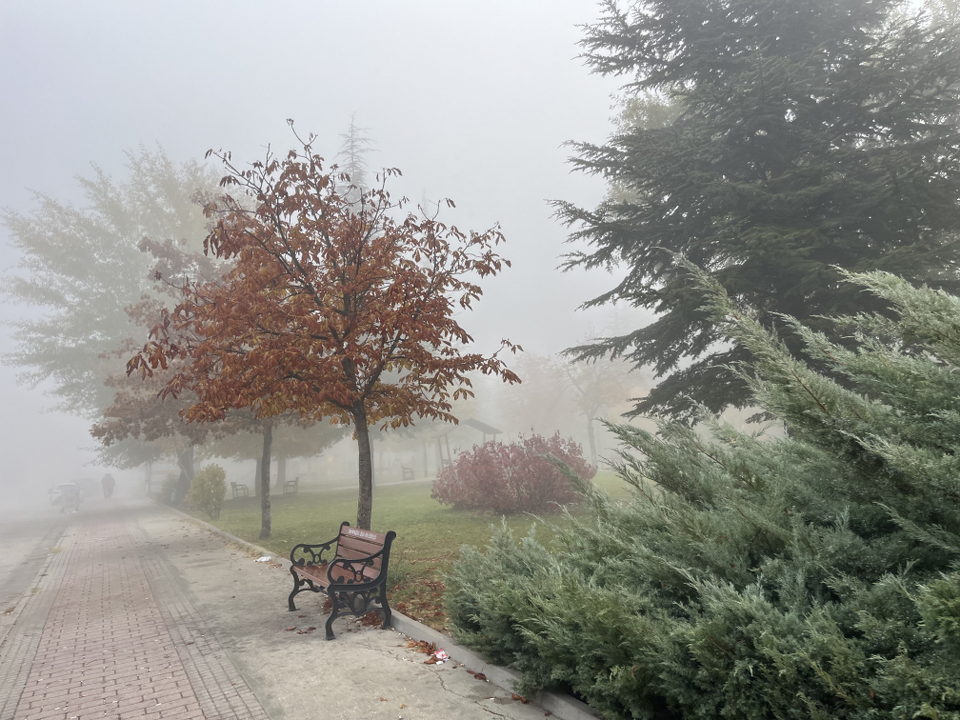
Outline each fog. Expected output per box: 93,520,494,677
0,1,656,502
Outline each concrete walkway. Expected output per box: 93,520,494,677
0,497,594,720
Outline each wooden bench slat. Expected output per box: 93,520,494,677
337,536,387,556
337,534,385,551
293,561,381,586
335,545,384,563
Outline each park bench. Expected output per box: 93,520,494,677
283,477,299,495
288,521,396,640
402,466,414,481
231,482,248,499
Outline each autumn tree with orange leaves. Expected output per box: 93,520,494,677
130,125,520,530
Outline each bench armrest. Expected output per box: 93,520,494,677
289,537,338,567
325,548,388,589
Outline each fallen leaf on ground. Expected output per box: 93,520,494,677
284,627,296,631
359,611,382,626
405,640,436,654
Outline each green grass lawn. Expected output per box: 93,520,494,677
182,470,632,631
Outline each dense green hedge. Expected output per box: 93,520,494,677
446,270,960,720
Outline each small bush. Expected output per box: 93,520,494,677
431,433,595,514
187,465,227,520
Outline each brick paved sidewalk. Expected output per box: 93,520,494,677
0,507,270,720
2,498,593,720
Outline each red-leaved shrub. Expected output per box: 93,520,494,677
431,432,596,514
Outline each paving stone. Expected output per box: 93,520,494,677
3,498,595,720
1,507,270,720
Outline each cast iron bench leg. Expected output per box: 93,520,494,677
378,584,392,629
325,592,342,640
288,568,303,611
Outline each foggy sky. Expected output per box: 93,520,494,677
0,1,644,490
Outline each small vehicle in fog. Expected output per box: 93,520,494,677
50,483,83,512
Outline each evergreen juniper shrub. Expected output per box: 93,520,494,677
445,269,960,720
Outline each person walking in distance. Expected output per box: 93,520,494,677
101,473,116,498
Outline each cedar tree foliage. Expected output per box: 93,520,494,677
447,266,960,720
130,126,520,530
559,0,960,420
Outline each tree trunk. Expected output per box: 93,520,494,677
176,445,195,505
254,458,262,497
587,417,598,466
260,422,273,539
352,402,373,530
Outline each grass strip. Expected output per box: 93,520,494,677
182,471,629,631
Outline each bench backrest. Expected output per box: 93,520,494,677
334,522,395,580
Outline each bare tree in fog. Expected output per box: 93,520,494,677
563,355,640,465
498,351,642,464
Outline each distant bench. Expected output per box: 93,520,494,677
288,521,396,640
401,466,414,481
283,477,299,495
231,482,248,499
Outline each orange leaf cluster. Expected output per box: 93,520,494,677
129,129,520,436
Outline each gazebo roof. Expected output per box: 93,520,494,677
433,417,503,438
461,418,503,435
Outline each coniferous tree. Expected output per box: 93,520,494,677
336,113,375,203
447,267,960,719
559,0,960,419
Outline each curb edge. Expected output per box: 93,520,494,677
158,501,598,720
